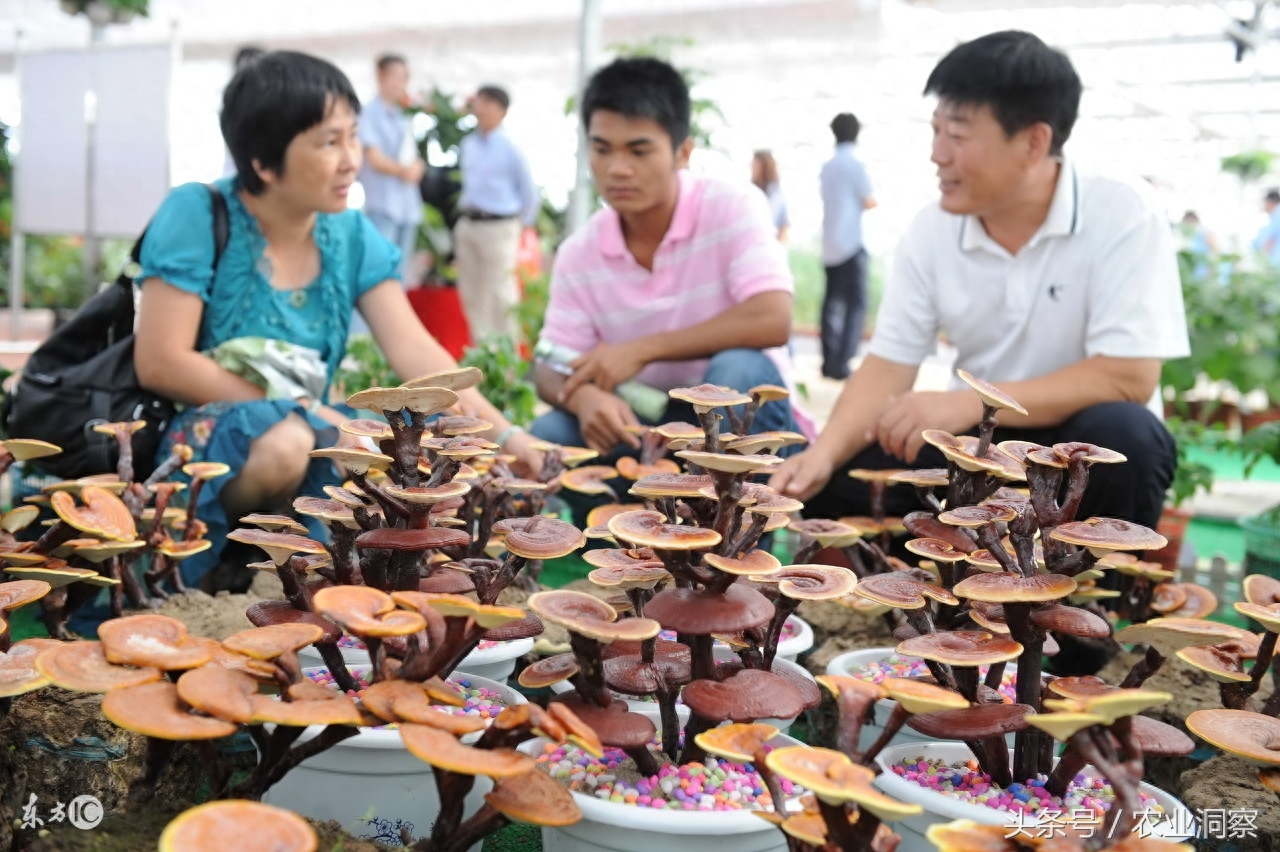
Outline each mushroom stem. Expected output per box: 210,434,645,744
709,472,745,543
696,410,723,454
428,768,477,850
144,446,187,488
625,744,662,778
1003,601,1047,781
569,632,610,708
33,520,79,556
38,587,74,641
352,471,411,524
1059,456,1090,527
974,737,1013,787
762,599,800,670
835,692,876,758
196,740,234,799
428,802,507,852
974,403,998,460
973,524,1023,576
0,448,13,477
679,713,718,766
425,456,463,488
366,636,386,683
861,703,910,765
690,634,716,683
983,661,1006,693
314,642,360,693
657,687,681,762
248,723,359,799
1245,631,1278,700
729,512,769,559
952,666,980,703
817,799,861,851
794,538,822,566
752,744,789,819
111,426,137,484
848,803,885,852
1045,742,1088,799
326,524,360,586
1261,688,1280,718
126,736,176,805
183,479,208,542
1119,644,1166,689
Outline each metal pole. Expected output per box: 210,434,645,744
8,29,22,342
82,22,106,299
566,0,603,234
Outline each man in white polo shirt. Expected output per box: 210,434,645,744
771,30,1189,531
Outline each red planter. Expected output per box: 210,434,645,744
408,285,472,362
1150,507,1192,573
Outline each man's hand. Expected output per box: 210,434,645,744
571,387,642,454
401,159,426,184
872,390,983,463
503,429,545,478
768,447,837,502
558,341,650,401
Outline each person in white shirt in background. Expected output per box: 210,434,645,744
771,29,1189,533
751,150,790,242
819,113,877,380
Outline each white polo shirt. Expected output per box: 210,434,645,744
868,160,1189,414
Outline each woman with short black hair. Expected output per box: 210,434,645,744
135,50,540,589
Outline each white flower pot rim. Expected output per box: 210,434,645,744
519,733,807,836
459,636,534,665
827,648,1019,711
872,741,1194,838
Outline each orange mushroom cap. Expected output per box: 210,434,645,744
222,623,326,660
98,614,214,671
35,640,162,692
312,585,426,638
50,486,135,542
160,800,318,852
103,680,239,740
400,723,536,776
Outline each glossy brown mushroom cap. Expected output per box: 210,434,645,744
853,573,959,610
1186,709,1280,767
953,571,1077,604
644,583,775,634
682,668,808,723
1049,517,1168,554
908,703,1033,740
897,630,1023,667
608,510,722,551
668,383,753,412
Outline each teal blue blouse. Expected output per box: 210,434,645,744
136,177,401,382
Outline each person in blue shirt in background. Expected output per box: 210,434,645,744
819,112,877,380
358,53,426,288
455,85,539,342
1254,188,1280,265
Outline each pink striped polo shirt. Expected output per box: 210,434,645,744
541,171,809,432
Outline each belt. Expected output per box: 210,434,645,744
460,209,516,222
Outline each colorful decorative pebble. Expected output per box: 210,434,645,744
848,654,1018,703
535,739,804,812
337,635,501,652
890,756,1163,819
304,666,507,726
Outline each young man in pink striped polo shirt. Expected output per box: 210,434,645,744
530,57,805,459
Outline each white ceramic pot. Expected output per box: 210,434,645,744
263,668,526,850
826,648,1019,752
520,733,805,852
871,742,1196,852
296,637,534,686
774,615,814,664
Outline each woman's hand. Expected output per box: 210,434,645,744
503,429,545,478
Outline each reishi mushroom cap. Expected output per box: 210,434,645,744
1244,573,1280,606
0,439,62,461
905,538,971,564
644,583,775,634
354,525,471,552
683,668,808,723
0,579,52,611
909,703,1034,740
308,447,394,474
1185,709,1280,766
756,564,857,601
1114,617,1252,653
765,746,923,819
1028,604,1112,638
222,623,326,659
703,549,783,577
485,767,583,827
518,653,581,689
347,385,459,416
787,518,863,548
956,370,1028,416
35,640,162,691
176,665,260,724
853,573,959,609
1049,517,1168,555
675,450,784,475
560,465,619,495
401,722,536,776
358,680,487,734
159,800,317,852
402,366,483,392
953,571,1077,603
879,677,970,714
1175,645,1252,683
98,614,214,670
238,513,310,535
182,461,232,481
50,486,136,541
501,517,586,560
668,383,753,412
312,585,425,638
628,472,713,499
226,528,328,566
0,641,52,698
897,630,1023,668
938,504,1017,528
694,722,780,762
1235,601,1280,633
102,680,238,740
607,510,721,551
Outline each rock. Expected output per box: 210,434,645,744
797,599,895,676
1180,753,1280,852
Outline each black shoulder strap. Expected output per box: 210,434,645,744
126,182,230,277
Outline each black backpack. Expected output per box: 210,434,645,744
3,185,230,480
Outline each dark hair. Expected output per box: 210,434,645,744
376,53,407,74
1266,189,1280,205
221,51,360,195
831,113,860,144
924,30,1081,156
233,45,265,72
475,85,510,110
581,57,690,148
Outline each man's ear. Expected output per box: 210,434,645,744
675,136,694,169
1025,122,1055,163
